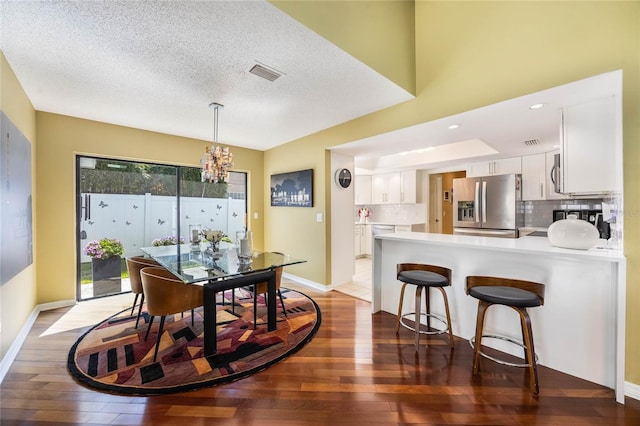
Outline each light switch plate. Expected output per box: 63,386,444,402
316,213,323,222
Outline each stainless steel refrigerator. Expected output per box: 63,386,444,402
453,174,523,238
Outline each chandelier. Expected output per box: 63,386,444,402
201,102,234,183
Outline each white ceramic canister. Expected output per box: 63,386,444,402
547,214,599,250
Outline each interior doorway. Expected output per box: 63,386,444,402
429,171,466,234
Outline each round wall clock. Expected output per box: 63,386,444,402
335,168,352,188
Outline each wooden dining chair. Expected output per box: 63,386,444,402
125,256,162,328
140,266,204,362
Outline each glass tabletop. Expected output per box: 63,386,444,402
140,243,306,284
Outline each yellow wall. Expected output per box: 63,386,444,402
271,0,416,95
0,52,37,358
269,1,640,384
263,140,327,283
35,113,264,303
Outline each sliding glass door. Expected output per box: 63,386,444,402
76,156,247,301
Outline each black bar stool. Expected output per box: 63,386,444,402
465,276,545,394
395,263,454,351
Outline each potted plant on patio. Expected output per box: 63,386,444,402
84,238,125,296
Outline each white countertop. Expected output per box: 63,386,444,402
375,231,624,262
355,222,425,226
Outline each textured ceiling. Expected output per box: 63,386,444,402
1,0,413,151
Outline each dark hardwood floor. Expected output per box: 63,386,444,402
2,279,640,425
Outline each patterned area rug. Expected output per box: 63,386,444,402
67,288,320,395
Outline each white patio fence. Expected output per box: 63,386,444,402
79,193,246,263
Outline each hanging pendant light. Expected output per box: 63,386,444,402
201,102,233,183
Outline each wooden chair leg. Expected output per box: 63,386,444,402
153,316,166,363
425,286,431,330
396,283,408,333
414,285,423,351
519,307,540,395
473,301,490,375
436,287,454,350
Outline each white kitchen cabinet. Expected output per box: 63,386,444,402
354,224,371,257
521,153,546,200
399,171,416,203
559,95,621,195
466,156,522,177
371,171,416,204
355,175,372,205
362,224,371,256
372,172,401,204
545,150,569,200
466,161,490,177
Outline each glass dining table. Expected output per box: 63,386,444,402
140,243,306,356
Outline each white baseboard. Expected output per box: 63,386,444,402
626,381,640,402
0,299,76,384
39,299,77,312
282,273,329,292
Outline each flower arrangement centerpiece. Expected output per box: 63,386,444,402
357,206,371,223
201,229,232,253
84,238,124,260
151,235,184,247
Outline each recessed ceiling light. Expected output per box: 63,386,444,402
448,124,460,130
529,103,544,110
398,147,435,156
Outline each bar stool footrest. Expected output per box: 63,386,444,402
399,312,449,336
469,334,538,368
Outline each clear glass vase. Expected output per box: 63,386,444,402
236,230,253,263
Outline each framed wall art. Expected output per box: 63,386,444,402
270,169,313,207
1,112,33,285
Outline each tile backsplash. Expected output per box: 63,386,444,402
355,203,426,224
523,199,606,228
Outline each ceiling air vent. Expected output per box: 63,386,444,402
523,139,540,146
248,63,282,82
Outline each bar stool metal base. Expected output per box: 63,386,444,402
399,312,450,338
469,334,538,368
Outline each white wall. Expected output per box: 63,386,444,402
330,152,355,286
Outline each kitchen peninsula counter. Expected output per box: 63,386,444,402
372,232,626,402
